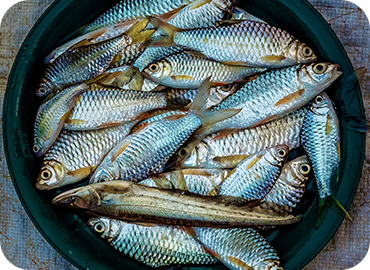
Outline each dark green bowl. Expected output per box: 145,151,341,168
3,0,365,269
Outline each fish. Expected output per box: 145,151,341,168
142,51,266,88
228,6,267,23
35,122,137,190
89,78,239,183
182,106,308,168
191,227,284,270
261,155,311,213
300,92,351,223
52,180,302,227
87,217,219,267
36,18,155,97
63,83,193,131
216,145,289,203
151,17,317,68
33,84,88,157
203,63,342,135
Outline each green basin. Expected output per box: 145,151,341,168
2,0,365,269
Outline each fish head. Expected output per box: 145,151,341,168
89,163,120,184
286,155,311,185
52,185,101,209
142,60,172,82
286,40,317,64
213,0,237,11
298,62,343,93
88,217,121,240
36,161,67,190
266,144,289,166
309,92,332,115
36,79,53,97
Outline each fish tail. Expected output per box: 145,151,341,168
124,17,156,44
148,16,182,47
316,193,352,228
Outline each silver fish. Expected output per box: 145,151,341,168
36,122,137,190
88,217,218,267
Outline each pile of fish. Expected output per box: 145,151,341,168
32,0,359,269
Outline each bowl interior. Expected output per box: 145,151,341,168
3,0,365,269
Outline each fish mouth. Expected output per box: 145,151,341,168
52,188,90,209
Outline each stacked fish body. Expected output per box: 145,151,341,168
32,1,352,269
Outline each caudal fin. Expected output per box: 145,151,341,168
149,17,182,47
316,193,352,228
125,17,157,44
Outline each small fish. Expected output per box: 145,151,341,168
36,122,137,190
33,84,88,157
36,18,155,97
89,78,239,183
205,63,342,134
183,106,308,168
262,155,311,213
217,145,289,203
151,17,317,67
191,227,284,270
142,51,266,88
63,83,191,131
300,92,351,222
52,180,302,227
88,217,219,267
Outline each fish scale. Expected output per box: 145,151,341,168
183,106,307,168
88,218,218,267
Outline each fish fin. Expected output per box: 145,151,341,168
66,167,93,180
316,194,352,228
170,75,195,81
162,114,187,121
124,17,156,44
111,141,130,162
182,169,212,177
150,84,167,92
109,53,123,66
221,61,253,67
274,89,305,107
204,247,222,261
151,175,174,189
261,55,286,62
184,50,209,59
227,256,254,270
169,170,188,191
181,226,198,239
216,20,245,26
189,77,212,113
250,114,276,128
86,71,123,85
212,155,250,168
190,0,212,10
157,5,188,21
149,17,182,46
326,115,332,135
132,222,156,227
207,187,219,196
64,118,87,126
211,129,237,140
97,122,123,129
246,155,263,170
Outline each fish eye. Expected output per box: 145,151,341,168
94,222,105,233
299,164,311,174
315,95,324,104
277,149,287,157
41,169,52,180
313,63,327,74
38,88,49,95
97,177,107,183
179,148,187,157
148,63,159,73
303,46,313,57
33,145,40,153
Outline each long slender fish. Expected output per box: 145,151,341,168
33,84,88,157
152,17,317,68
88,217,219,267
183,106,308,168
36,19,155,97
142,51,266,88
300,92,351,221
52,180,302,227
36,122,137,190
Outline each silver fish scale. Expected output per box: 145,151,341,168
113,42,146,67
210,65,302,131
44,123,134,172
117,113,202,181
84,0,194,33
218,153,282,200
184,107,307,168
64,85,167,130
41,36,129,94
174,20,293,65
301,106,339,199
193,227,283,270
91,218,218,267
164,52,265,86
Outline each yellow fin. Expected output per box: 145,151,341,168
227,256,254,270
274,89,305,107
66,167,93,179
150,175,173,189
65,118,87,125
124,18,156,44
261,55,287,62
212,155,250,168
182,169,212,177
204,247,222,261
337,142,341,162
247,155,263,170
111,141,130,162
170,75,194,81
190,0,212,10
169,170,188,191
326,115,332,135
149,17,182,47
181,226,198,239
97,122,122,129
157,5,187,21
